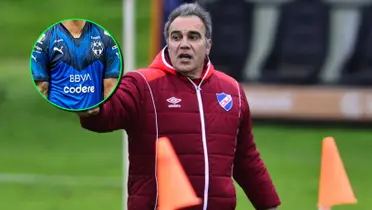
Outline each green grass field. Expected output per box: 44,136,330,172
1,0,371,210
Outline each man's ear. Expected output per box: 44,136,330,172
206,39,212,55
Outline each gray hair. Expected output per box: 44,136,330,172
163,3,212,43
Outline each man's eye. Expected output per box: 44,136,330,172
189,35,200,40
171,35,181,40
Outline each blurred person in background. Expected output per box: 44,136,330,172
79,3,280,210
31,19,120,110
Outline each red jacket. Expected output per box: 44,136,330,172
80,48,281,210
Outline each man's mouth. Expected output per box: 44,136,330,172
178,53,192,60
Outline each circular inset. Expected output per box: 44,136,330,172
30,18,123,112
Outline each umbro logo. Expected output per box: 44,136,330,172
167,97,181,108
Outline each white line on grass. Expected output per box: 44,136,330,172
0,173,123,188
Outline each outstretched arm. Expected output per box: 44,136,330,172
233,85,281,210
79,72,143,133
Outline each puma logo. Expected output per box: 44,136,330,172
53,46,64,54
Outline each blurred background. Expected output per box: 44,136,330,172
0,0,371,209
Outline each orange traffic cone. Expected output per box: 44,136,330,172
156,137,202,210
318,137,357,209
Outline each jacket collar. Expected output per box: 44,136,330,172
148,46,215,84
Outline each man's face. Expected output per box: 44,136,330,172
167,15,211,77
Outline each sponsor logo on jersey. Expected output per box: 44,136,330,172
63,74,95,94
91,36,101,40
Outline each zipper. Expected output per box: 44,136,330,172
194,84,210,210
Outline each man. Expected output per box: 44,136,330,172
79,3,281,210
31,19,121,111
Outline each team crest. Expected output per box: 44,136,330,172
91,41,104,58
216,92,233,111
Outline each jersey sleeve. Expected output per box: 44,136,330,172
31,33,50,82
103,31,121,79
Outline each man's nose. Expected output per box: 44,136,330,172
180,38,190,49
